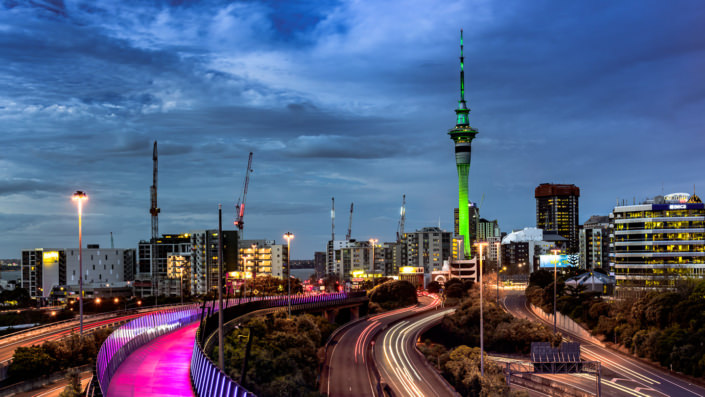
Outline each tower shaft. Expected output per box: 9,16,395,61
456,163,470,255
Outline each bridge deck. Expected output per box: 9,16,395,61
106,322,198,397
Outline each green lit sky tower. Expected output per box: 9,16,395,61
448,29,479,258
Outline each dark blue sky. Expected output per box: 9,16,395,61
1,0,704,259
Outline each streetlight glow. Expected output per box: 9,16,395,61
283,232,294,317
369,238,378,275
550,248,561,334
474,241,489,377
72,190,87,337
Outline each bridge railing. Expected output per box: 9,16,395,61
95,304,201,394
191,292,367,397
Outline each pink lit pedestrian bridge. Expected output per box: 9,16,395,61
86,293,368,397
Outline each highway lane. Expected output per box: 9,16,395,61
323,295,441,397
0,305,189,366
502,290,705,397
374,308,455,397
13,370,92,397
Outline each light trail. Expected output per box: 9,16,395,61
354,320,379,364
380,309,453,397
502,292,705,397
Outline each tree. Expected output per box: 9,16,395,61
59,368,83,397
427,281,441,294
368,280,417,310
8,345,55,380
529,269,553,289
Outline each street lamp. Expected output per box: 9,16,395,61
72,190,87,337
550,248,561,334
495,241,501,303
283,232,294,318
474,241,488,377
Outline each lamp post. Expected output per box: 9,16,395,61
475,241,488,377
550,248,561,334
72,190,87,337
495,242,501,303
283,232,294,318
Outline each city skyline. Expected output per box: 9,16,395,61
1,1,704,259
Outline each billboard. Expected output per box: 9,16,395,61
539,254,578,268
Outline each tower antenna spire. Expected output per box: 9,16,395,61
460,29,465,104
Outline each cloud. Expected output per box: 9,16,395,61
0,0,704,258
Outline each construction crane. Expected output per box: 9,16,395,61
150,141,160,240
149,141,160,299
331,197,335,242
234,152,254,236
396,194,406,242
346,203,354,241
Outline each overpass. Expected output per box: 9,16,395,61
88,292,368,396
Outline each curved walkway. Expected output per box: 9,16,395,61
106,322,198,397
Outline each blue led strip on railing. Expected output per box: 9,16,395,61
189,292,366,397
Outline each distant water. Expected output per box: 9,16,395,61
291,268,316,281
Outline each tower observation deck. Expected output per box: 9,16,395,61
449,29,479,258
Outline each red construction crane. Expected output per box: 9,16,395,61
234,152,253,235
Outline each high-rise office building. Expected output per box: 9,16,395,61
137,231,237,296
477,218,500,241
580,215,610,271
405,227,452,273
609,193,705,299
535,183,580,252
448,30,479,258
238,240,287,280
189,230,238,295
22,246,135,299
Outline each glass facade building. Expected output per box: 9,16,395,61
535,183,580,253
609,194,705,298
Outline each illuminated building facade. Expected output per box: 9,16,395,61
477,218,500,240
535,183,580,253
405,227,452,273
137,234,190,296
236,240,286,280
399,266,425,289
579,215,610,271
326,239,354,278
21,249,65,298
609,193,705,299
22,246,135,299
383,241,406,276
448,30,479,258
189,230,238,295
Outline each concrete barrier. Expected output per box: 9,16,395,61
0,364,92,396
528,304,603,346
512,373,594,397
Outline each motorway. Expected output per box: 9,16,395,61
502,290,705,397
374,307,456,397
322,295,442,397
12,370,92,397
0,305,187,367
